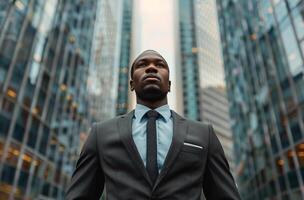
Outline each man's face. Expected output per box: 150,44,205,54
130,51,171,101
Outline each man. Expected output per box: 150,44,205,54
66,50,241,199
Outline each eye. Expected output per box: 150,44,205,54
137,62,147,68
156,63,165,68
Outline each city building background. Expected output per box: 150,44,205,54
217,0,304,199
0,0,303,199
116,0,133,116
0,0,96,199
195,0,235,174
177,0,235,174
88,0,121,121
177,0,201,121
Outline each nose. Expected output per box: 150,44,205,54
145,63,158,73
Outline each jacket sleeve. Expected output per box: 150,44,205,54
203,125,241,200
65,123,104,200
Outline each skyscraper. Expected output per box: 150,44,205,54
89,0,123,122
217,0,304,199
177,0,201,121
177,0,235,173
0,0,96,199
194,0,235,174
116,0,133,115
89,0,133,121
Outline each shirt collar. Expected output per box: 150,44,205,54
134,104,171,122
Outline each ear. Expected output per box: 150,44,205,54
168,80,171,92
130,80,134,91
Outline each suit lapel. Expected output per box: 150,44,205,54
117,110,153,186
153,111,188,190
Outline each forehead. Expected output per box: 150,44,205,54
134,51,167,63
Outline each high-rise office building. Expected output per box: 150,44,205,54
200,86,236,174
89,0,133,121
0,0,96,199
89,0,122,121
217,0,304,199
116,0,133,115
177,0,235,173
177,0,201,121
194,0,235,174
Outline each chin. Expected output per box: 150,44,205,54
136,88,167,101
143,84,160,90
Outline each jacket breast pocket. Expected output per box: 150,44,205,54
181,143,204,155
177,144,206,169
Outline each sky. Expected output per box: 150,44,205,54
131,0,178,111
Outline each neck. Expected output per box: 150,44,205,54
137,97,168,110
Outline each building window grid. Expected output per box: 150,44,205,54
270,0,302,195
0,1,95,198
217,0,304,198
0,2,47,195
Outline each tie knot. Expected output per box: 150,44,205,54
146,110,159,119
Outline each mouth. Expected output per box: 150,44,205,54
143,74,161,82
145,77,159,81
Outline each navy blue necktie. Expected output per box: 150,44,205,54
146,110,159,184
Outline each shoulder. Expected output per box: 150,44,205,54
93,110,134,130
171,111,212,142
187,119,210,130
93,117,118,128
171,110,210,131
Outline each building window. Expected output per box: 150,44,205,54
279,128,290,149
17,170,29,192
280,18,303,76
27,117,40,149
293,73,304,103
276,157,285,175
292,8,304,40
270,134,279,154
278,175,287,192
0,112,10,138
42,182,50,196
286,149,296,169
274,0,288,23
290,120,302,142
6,142,21,167
39,126,50,155
287,169,299,188
13,108,29,142
287,0,302,9
1,164,16,185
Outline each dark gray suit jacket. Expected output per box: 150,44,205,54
66,110,241,200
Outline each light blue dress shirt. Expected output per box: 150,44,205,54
132,104,173,172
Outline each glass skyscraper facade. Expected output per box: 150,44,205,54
89,0,122,122
194,0,235,174
116,0,133,115
178,0,201,121
177,0,235,175
217,0,304,199
89,0,133,121
0,0,96,199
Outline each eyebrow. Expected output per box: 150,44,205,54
136,58,166,63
